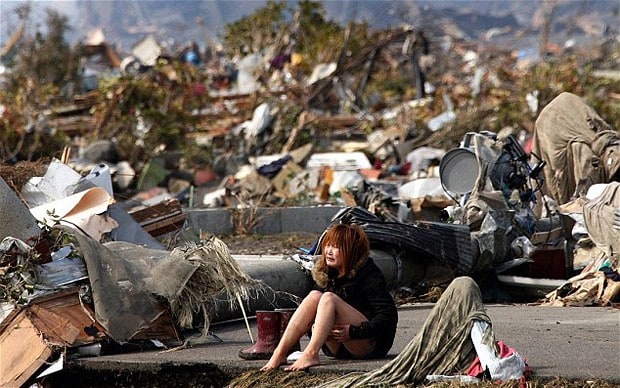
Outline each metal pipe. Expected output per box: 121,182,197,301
211,250,426,323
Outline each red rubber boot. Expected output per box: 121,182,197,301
276,308,300,353
238,310,281,360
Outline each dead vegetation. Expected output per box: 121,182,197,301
226,369,619,388
0,160,48,191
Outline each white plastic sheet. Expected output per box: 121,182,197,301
470,320,526,380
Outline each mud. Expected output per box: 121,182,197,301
38,363,230,387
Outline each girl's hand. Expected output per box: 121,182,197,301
330,324,351,342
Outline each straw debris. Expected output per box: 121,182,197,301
166,236,262,338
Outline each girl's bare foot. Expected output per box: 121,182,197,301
260,356,286,371
284,352,320,371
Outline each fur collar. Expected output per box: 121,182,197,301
312,254,369,288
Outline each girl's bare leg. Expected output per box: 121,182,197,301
285,292,372,371
260,291,322,371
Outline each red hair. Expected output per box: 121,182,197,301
315,223,370,276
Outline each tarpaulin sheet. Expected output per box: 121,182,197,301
316,277,491,387
532,92,619,205
65,227,195,342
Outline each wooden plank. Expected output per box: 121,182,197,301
129,199,182,223
129,199,187,236
28,289,107,346
529,227,564,245
0,310,52,387
140,213,187,236
130,306,182,345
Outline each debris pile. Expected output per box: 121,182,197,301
1,90,618,385
0,162,274,386
0,4,619,385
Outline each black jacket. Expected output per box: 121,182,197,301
312,257,398,358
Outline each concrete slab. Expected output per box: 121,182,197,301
63,304,620,384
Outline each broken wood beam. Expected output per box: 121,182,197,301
128,198,187,237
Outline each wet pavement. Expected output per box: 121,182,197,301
66,304,620,384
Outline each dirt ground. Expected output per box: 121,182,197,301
217,232,321,256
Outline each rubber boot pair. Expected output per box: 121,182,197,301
238,308,300,360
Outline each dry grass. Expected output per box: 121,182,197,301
226,370,618,388
164,237,262,337
0,160,49,191
226,369,342,388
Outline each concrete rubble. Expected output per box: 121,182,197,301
0,8,619,386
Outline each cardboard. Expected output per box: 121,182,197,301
29,187,116,241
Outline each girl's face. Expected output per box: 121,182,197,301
324,244,344,273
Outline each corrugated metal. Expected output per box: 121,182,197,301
36,257,88,287
329,206,474,274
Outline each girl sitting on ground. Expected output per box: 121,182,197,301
260,223,398,371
